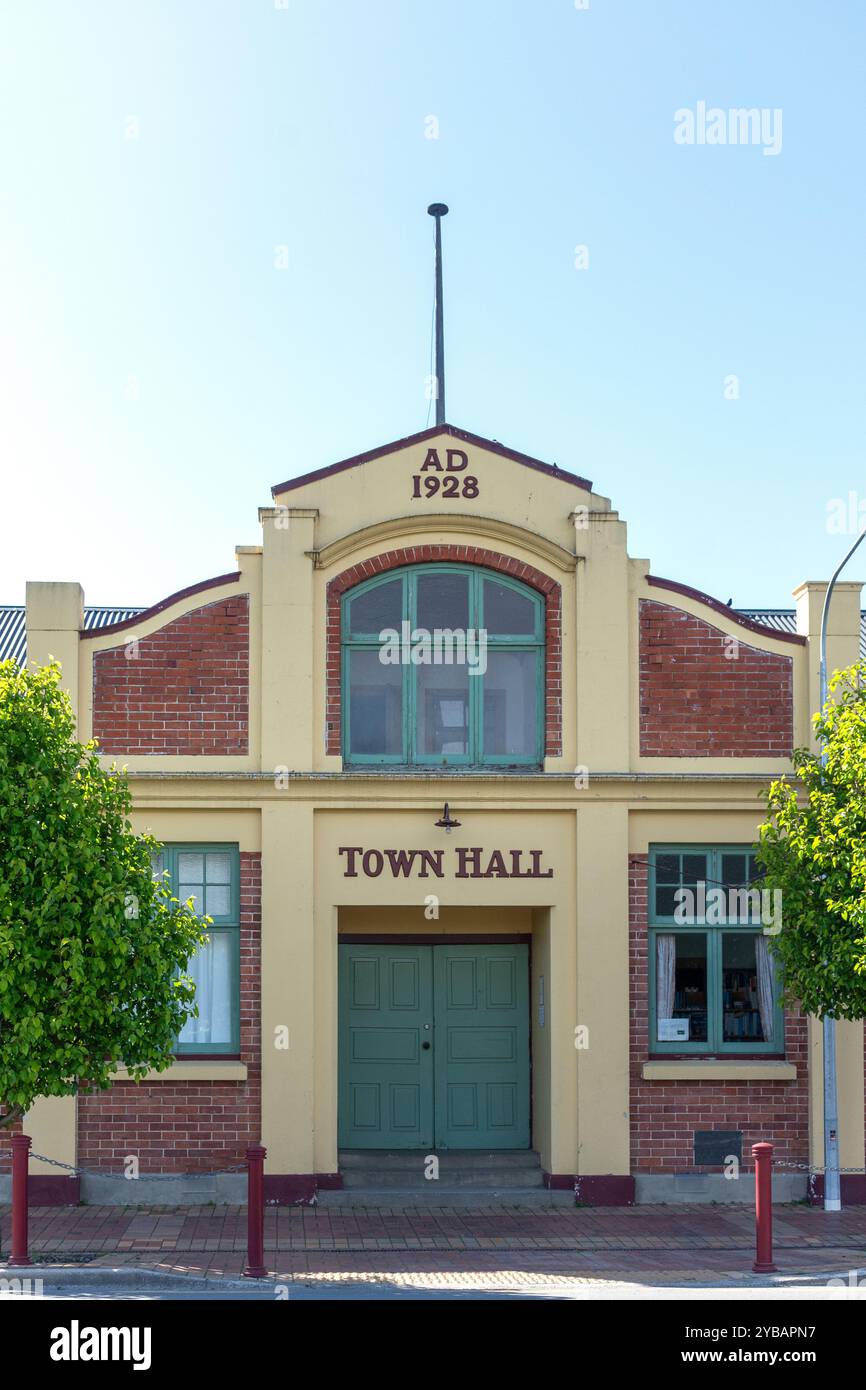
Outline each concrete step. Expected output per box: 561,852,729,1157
317,1186,576,1209
338,1149,544,1191
341,1167,544,1190
339,1150,542,1171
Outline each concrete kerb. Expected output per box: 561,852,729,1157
2,1262,865,1294
0,1264,272,1292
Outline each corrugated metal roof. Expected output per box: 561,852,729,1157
736,609,798,635
1,604,865,664
0,606,144,667
739,610,866,660
0,608,27,667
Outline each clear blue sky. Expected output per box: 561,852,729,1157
2,1,864,608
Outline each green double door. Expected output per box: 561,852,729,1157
338,943,530,1149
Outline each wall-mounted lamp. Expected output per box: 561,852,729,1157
434,802,461,833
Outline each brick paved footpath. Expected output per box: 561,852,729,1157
2,1202,865,1290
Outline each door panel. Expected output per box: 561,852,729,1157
338,945,434,1148
339,942,530,1151
433,944,530,1149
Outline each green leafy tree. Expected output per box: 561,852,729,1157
757,663,866,1021
0,660,208,1128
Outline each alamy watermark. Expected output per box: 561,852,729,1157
674,881,782,934
378,621,487,676
826,491,866,536
674,102,782,157
827,1269,866,1289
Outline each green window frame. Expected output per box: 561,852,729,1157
648,845,784,1057
341,564,545,767
153,843,241,1056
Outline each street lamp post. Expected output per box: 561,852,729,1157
817,524,866,1212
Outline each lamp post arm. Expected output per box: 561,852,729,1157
819,526,866,711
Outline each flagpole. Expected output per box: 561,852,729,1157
427,203,449,424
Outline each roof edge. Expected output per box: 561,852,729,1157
646,575,807,645
271,423,593,497
79,572,242,641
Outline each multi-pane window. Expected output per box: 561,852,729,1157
342,564,545,767
648,846,782,1056
152,844,240,1055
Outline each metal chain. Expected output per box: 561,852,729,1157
732,1160,866,1174
29,1150,866,1181
30,1151,247,1180
773,1159,866,1173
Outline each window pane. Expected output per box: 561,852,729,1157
657,932,708,1042
655,885,678,918
416,665,469,756
206,884,230,917
721,853,746,887
178,852,204,884
484,579,536,636
483,650,537,757
151,851,166,879
178,930,233,1046
682,854,707,884
723,934,768,1042
726,887,762,924
654,854,681,917
206,853,231,885
655,854,679,883
416,571,469,631
348,579,403,636
719,853,761,923
347,649,402,756
179,883,203,914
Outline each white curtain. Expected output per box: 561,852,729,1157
755,936,775,1043
179,932,233,1045
656,934,676,1033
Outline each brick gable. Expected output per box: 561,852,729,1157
92,596,249,756
639,599,793,757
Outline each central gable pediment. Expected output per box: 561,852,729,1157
271,424,592,499
270,424,596,556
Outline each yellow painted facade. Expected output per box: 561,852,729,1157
22,425,866,1200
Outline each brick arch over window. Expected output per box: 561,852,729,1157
325,545,562,758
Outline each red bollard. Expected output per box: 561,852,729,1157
752,1141,777,1273
9,1133,32,1267
244,1143,267,1278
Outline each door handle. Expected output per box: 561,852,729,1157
422,1041,431,1050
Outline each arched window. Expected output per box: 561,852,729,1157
341,564,545,767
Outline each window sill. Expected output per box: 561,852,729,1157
642,1060,797,1082
111,1060,248,1083
341,765,545,774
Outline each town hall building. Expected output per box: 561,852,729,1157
4,421,865,1205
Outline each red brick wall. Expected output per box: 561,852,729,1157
76,852,261,1174
325,546,562,757
629,854,809,1174
91,595,249,756
639,599,793,757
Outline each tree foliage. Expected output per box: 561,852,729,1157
757,663,866,1021
0,660,208,1126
